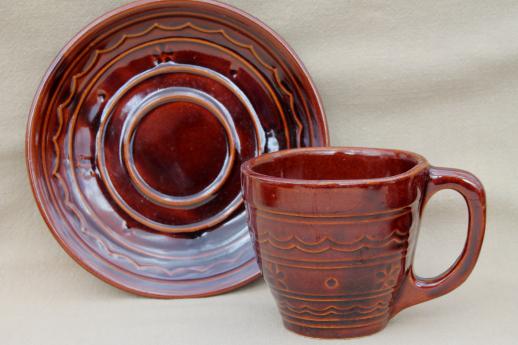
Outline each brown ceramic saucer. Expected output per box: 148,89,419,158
26,0,328,298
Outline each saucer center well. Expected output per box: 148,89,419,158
120,87,238,208
132,100,229,197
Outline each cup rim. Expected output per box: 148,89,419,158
241,146,429,187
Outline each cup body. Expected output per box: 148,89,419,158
241,147,485,338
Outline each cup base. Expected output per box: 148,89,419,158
283,320,388,339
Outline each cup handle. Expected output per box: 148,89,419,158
391,166,486,316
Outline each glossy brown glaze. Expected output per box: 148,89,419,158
241,147,486,338
26,0,328,298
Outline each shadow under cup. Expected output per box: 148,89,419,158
241,147,486,339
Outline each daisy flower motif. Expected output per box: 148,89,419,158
376,263,402,289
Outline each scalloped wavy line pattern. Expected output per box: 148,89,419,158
257,228,407,253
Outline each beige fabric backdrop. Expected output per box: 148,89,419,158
1,0,517,344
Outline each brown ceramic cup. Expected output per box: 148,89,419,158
241,147,486,339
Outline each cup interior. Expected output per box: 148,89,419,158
248,148,423,181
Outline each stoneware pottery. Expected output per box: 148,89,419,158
241,147,486,338
26,0,329,298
